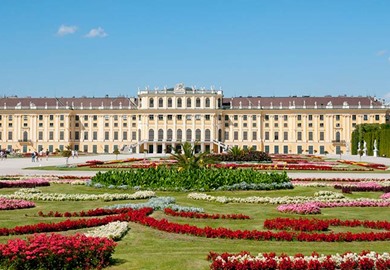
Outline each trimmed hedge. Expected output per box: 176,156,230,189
91,167,290,191
351,124,390,157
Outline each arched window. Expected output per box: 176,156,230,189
158,98,163,108
195,129,201,141
187,98,191,108
149,98,154,108
148,129,154,141
167,129,173,141
23,131,28,141
177,98,182,108
205,98,210,108
335,132,340,142
196,98,201,108
139,98,142,108
218,129,222,141
158,129,164,141
168,98,172,108
205,129,211,141
217,98,221,108
186,129,192,141
177,129,182,141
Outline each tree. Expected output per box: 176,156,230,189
59,145,72,165
170,142,210,170
113,148,120,160
228,146,243,160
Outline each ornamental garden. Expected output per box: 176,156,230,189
0,144,389,269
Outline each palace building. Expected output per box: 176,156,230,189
0,83,389,155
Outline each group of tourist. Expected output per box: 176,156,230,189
0,150,8,160
31,150,50,162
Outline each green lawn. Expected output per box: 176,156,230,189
0,184,389,270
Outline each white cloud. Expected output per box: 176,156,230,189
376,49,387,56
85,27,108,38
57,24,78,36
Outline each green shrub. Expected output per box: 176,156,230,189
91,167,290,191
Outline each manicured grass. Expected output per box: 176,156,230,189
0,184,389,270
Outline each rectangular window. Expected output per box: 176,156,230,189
132,131,137,140
123,131,128,140
308,115,313,121
84,145,88,153
265,145,269,153
93,115,98,121
274,115,278,121
49,115,54,121
168,115,173,120
274,145,279,154
75,131,79,140
149,115,154,120
320,123,324,128
284,131,288,141
265,131,269,140
364,115,368,121
297,132,302,141
319,115,324,121
252,123,257,127
186,115,191,120
38,115,43,121
158,115,163,120
49,132,54,140
274,132,279,141
60,115,64,121
60,131,64,140
234,131,238,140
39,132,43,140
375,115,380,121
234,115,238,121
320,132,324,141
83,132,88,140
114,131,118,140
243,115,247,121
335,115,340,121
105,132,109,140
265,115,269,121
297,145,302,154
297,115,302,121
84,115,88,121
352,115,356,120
8,131,12,140
177,115,182,120
308,132,313,141
224,131,229,140
195,115,201,120
252,131,257,141
252,115,257,121
283,145,288,154
93,132,97,140
243,131,248,140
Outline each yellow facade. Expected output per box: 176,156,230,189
0,84,389,155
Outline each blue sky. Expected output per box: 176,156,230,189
1,0,390,101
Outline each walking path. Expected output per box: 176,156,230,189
0,153,389,179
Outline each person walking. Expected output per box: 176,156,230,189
46,149,49,161
31,151,35,162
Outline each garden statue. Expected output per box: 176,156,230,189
373,139,378,157
363,141,367,156
357,142,361,154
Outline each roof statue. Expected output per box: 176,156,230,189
174,83,185,94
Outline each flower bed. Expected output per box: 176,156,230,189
0,197,35,210
0,233,116,270
264,217,390,231
208,251,390,270
84,221,130,241
278,200,390,214
2,189,155,201
277,203,321,215
334,182,390,193
164,208,250,219
0,179,50,188
381,193,390,200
